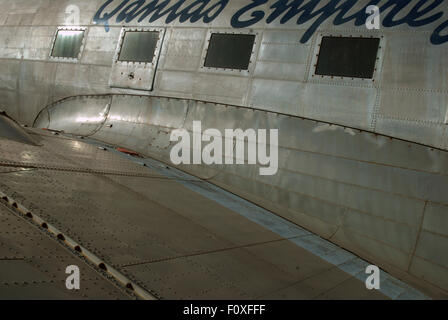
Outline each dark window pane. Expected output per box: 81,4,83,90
315,37,380,79
204,33,255,70
52,30,84,58
118,31,159,63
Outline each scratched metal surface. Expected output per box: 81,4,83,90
0,0,447,149
0,127,396,300
33,94,448,298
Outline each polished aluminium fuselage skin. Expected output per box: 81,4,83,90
1,0,448,297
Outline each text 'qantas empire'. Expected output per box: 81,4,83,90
93,0,448,45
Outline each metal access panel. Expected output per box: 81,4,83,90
315,36,380,79
109,27,165,91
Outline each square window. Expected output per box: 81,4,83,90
315,37,380,79
204,33,255,70
51,30,85,59
118,31,159,63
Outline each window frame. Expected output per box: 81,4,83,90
49,26,87,63
200,30,259,76
309,33,385,83
113,27,165,67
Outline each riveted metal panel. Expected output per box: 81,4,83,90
109,27,165,91
162,28,206,71
1,1,447,151
249,79,301,115
0,126,398,299
0,203,131,300
381,33,448,91
2,0,448,300
33,94,448,296
82,26,121,66
379,89,448,124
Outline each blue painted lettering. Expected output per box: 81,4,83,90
93,0,448,45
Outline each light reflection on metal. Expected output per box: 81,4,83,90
34,94,448,295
